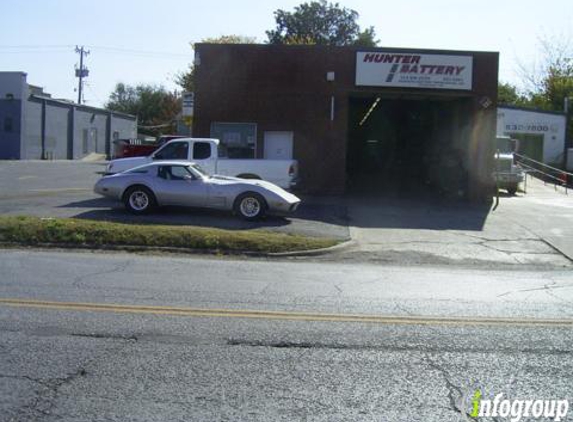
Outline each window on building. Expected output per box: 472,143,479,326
210,122,256,159
3,117,13,133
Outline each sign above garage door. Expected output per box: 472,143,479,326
356,51,473,91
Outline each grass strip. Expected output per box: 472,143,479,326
0,216,339,254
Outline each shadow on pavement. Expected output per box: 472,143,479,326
59,198,116,208
66,199,291,231
297,193,491,232
61,192,492,233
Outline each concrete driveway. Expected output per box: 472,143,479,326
323,178,572,268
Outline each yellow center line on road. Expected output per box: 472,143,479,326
0,298,571,327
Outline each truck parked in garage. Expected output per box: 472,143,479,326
493,136,524,195
105,138,298,189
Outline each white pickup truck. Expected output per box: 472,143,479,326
105,138,298,189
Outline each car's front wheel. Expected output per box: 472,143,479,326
234,192,267,221
123,186,156,214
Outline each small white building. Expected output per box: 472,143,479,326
497,106,567,167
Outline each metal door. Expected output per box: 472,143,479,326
264,132,293,159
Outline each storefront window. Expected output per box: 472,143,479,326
210,122,256,159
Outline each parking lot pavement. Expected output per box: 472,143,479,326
0,161,350,240
1,161,571,268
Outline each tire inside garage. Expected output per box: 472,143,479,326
346,95,472,199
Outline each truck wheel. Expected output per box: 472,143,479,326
123,186,156,214
507,186,518,195
234,192,267,221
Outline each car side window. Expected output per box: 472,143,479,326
170,166,193,180
157,165,193,181
193,142,211,160
157,166,172,180
154,142,188,160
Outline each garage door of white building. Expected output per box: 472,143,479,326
264,131,293,160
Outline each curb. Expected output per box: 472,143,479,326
0,239,353,259
268,239,355,257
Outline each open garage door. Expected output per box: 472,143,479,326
346,95,472,199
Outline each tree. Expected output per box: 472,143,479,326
497,82,530,107
266,1,377,47
517,35,573,145
538,57,573,111
174,35,257,93
517,35,573,112
202,35,257,44
175,66,195,93
105,83,181,136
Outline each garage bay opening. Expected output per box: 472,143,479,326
346,95,472,199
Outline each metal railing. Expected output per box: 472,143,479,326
514,153,573,194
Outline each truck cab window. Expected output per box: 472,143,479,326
154,142,188,160
193,142,211,160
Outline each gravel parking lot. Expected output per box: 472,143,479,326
0,161,350,240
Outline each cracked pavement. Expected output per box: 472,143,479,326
1,250,573,421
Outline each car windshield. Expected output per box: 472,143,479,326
189,163,210,178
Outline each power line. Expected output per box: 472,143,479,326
86,45,192,60
0,45,73,54
84,82,103,106
0,44,74,49
0,44,192,60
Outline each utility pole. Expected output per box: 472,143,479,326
75,46,90,104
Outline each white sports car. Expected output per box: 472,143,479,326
94,161,301,220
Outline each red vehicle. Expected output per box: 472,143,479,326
113,135,186,158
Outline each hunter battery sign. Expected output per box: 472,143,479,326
356,52,473,90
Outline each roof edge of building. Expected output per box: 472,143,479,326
29,94,137,120
194,43,499,56
498,104,567,117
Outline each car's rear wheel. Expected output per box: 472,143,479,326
234,192,267,221
123,186,156,214
507,186,518,195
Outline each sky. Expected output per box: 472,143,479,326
1,0,571,108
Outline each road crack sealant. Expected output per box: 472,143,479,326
72,258,133,288
4,329,138,422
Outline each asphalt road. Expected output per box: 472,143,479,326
1,250,572,421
